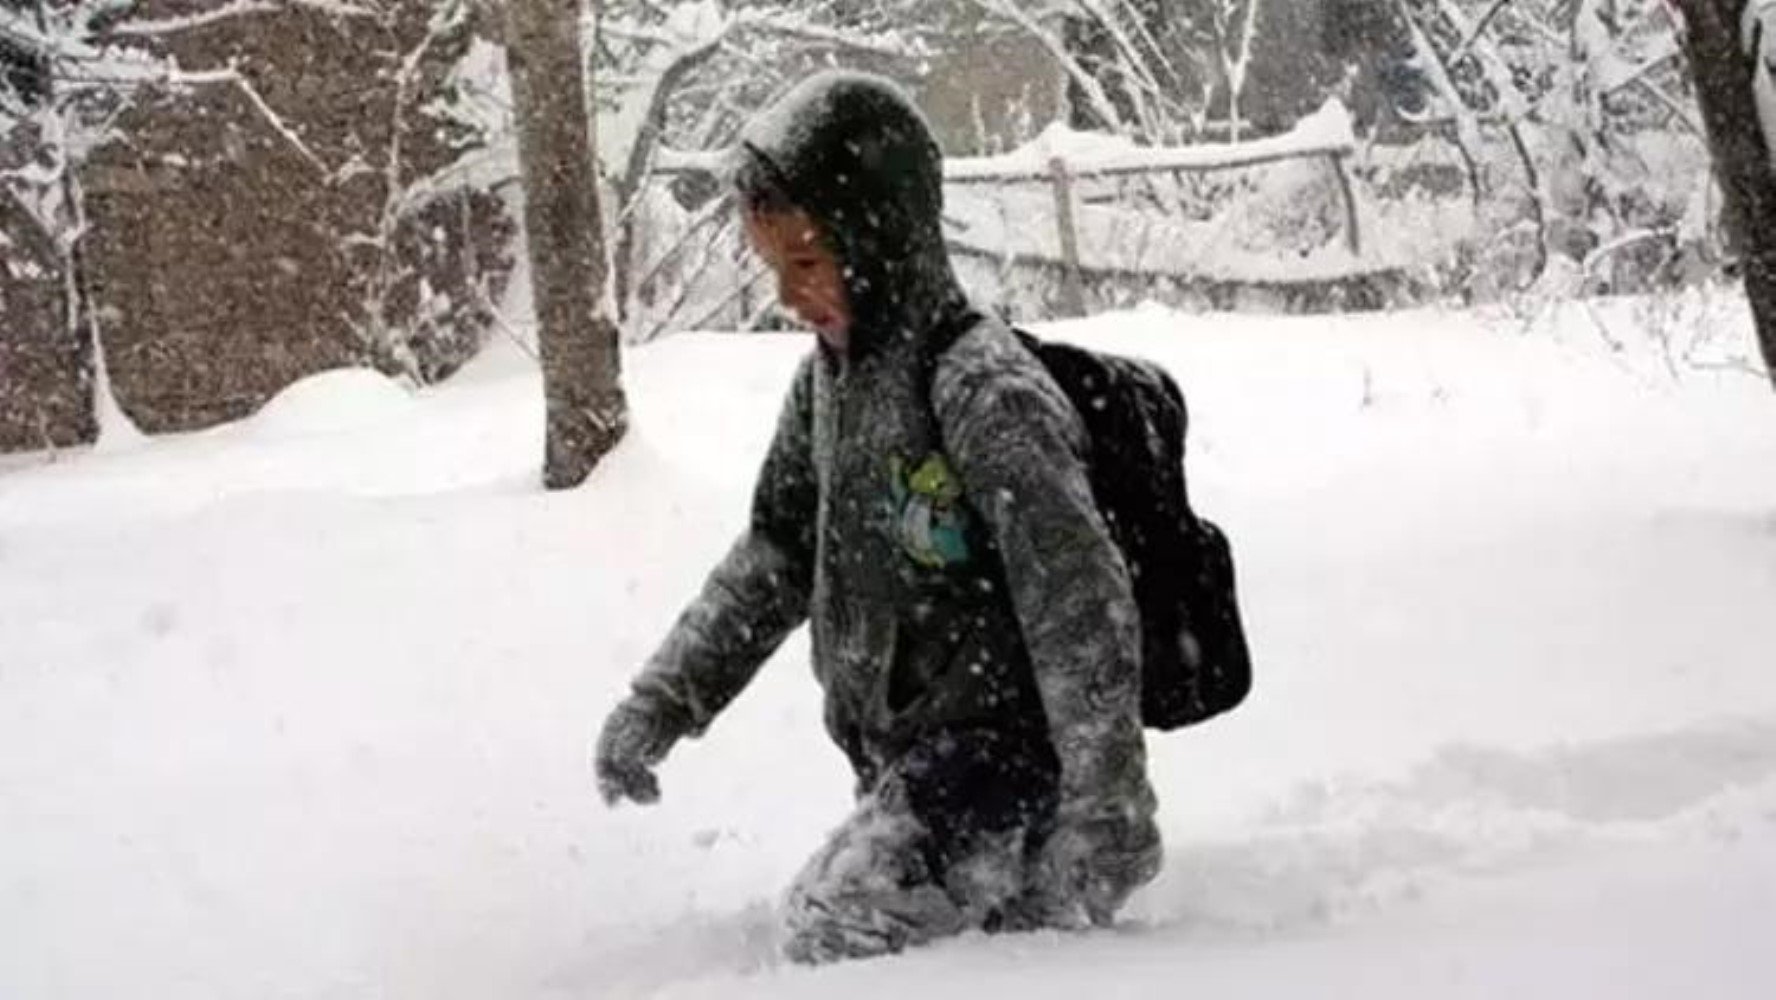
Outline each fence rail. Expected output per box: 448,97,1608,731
651,103,1376,319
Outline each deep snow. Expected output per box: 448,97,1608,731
3,293,1775,999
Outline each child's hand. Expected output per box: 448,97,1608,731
593,694,686,806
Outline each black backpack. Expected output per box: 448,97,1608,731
934,316,1253,731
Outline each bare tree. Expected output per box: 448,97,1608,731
974,0,1202,141
1669,0,1776,387
1191,0,1266,139
505,0,628,488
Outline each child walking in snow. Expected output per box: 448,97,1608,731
593,70,1161,964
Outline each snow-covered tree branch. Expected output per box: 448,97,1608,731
107,0,379,38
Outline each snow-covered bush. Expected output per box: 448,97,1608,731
1374,0,1720,302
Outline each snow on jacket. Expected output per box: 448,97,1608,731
632,72,1155,827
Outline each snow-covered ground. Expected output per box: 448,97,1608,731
3,292,1775,999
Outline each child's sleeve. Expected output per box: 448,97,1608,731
933,337,1154,825
630,355,819,735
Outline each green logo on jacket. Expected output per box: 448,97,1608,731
890,453,972,569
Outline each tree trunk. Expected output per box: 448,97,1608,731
1671,0,1776,389
22,0,99,448
503,0,629,488
57,47,101,447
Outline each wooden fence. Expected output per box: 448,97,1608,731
945,137,1365,316
648,109,1386,324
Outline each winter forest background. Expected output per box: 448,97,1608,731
6,5,1776,997
4,0,1773,460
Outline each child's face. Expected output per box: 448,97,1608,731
743,207,851,350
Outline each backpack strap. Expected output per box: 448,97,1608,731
922,306,987,373
919,305,988,437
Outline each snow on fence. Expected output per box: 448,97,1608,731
938,100,1368,316
656,99,1382,318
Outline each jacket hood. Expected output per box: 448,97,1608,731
734,71,967,358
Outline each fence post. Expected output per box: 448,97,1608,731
1049,156,1088,317
1327,151,1362,258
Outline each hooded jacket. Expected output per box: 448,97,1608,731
633,72,1154,831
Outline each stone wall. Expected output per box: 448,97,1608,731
2,1,515,453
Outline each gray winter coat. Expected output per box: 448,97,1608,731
633,73,1155,834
